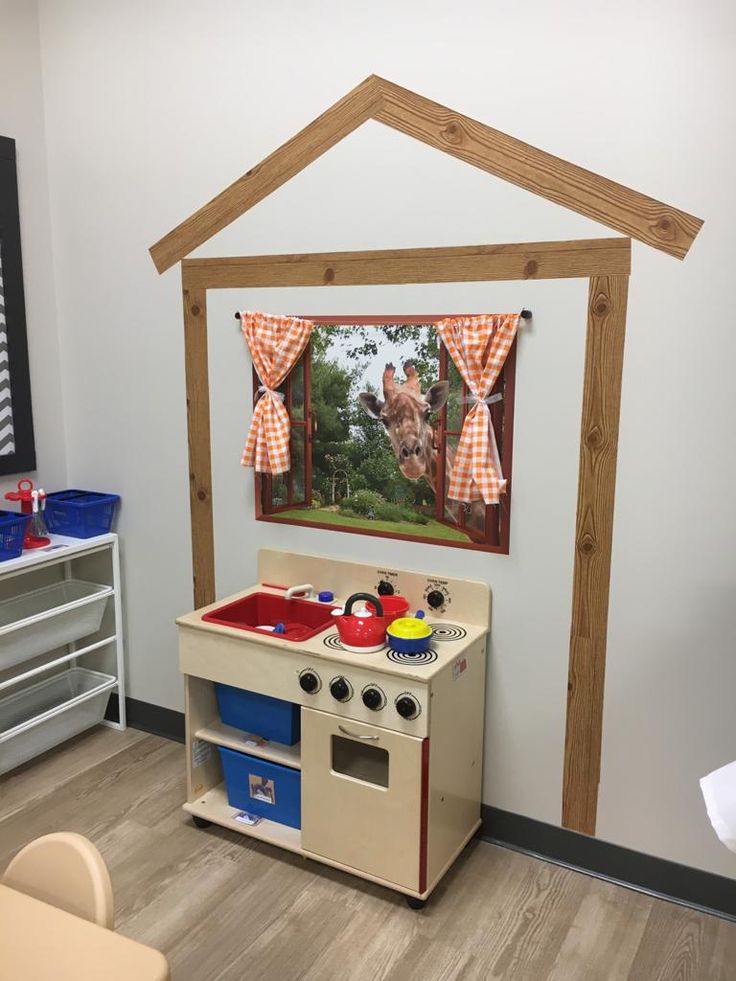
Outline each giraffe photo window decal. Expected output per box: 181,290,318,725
246,315,519,553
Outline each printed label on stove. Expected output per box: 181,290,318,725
376,569,400,593
452,656,468,681
249,774,276,805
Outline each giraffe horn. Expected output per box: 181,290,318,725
382,362,397,397
403,362,421,395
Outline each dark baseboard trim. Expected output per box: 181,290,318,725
105,695,185,743
481,804,736,922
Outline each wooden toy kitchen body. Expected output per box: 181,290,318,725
177,549,490,906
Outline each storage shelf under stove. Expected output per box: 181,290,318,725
194,720,301,770
183,783,303,854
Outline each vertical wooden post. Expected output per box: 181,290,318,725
562,274,629,834
182,284,216,608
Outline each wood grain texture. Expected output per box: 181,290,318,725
563,275,629,834
150,76,382,273
4,729,733,981
149,76,702,271
182,286,215,608
373,77,702,260
181,237,631,290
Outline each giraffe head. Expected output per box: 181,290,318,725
358,363,449,481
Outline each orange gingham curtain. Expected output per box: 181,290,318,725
435,314,521,505
240,311,313,474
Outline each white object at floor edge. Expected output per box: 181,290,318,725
700,759,736,854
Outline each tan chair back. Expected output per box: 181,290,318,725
2,832,114,928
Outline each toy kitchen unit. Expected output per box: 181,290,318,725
177,549,491,907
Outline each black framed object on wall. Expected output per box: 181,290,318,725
0,135,35,475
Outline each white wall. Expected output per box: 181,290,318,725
31,0,736,878
0,0,66,498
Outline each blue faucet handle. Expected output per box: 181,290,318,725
415,609,426,619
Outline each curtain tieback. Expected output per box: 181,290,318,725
463,392,503,406
256,385,285,401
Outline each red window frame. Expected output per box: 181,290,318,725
254,316,516,554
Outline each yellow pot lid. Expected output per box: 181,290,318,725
387,616,433,640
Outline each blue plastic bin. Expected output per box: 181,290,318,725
218,746,301,829
0,511,31,561
215,684,301,745
44,490,120,539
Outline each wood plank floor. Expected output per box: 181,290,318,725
1,728,734,980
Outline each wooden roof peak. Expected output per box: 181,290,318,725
149,74,703,273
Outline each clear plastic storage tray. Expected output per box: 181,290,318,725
0,579,113,671
0,667,116,775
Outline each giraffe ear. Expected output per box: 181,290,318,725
358,392,384,420
424,381,449,413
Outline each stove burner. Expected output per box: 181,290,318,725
323,633,345,651
386,648,438,665
429,624,467,642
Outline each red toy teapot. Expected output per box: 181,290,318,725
334,593,391,653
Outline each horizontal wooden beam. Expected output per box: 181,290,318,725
374,77,703,260
181,237,631,290
150,76,383,273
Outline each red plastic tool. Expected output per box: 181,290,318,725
4,479,51,549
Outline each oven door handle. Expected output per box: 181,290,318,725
338,725,380,741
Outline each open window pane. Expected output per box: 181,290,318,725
270,472,288,509
291,427,306,503
291,360,305,420
445,356,464,433
441,434,462,527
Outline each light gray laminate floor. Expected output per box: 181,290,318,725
1,728,734,980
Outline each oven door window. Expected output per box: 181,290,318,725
332,735,389,788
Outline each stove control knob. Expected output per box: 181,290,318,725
330,676,352,702
362,686,385,711
377,580,395,596
395,694,421,720
427,590,445,610
299,670,321,694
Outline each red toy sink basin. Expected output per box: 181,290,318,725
202,592,337,642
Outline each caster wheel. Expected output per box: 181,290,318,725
192,816,212,829
406,896,426,910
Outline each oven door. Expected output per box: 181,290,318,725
301,707,428,892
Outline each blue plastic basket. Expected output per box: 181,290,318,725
218,746,301,829
215,684,301,745
0,511,31,561
44,490,120,539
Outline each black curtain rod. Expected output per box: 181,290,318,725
234,309,533,321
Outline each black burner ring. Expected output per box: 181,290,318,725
428,624,467,642
386,648,438,665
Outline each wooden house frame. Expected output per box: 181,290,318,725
148,75,703,836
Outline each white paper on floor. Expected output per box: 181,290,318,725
700,759,736,854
